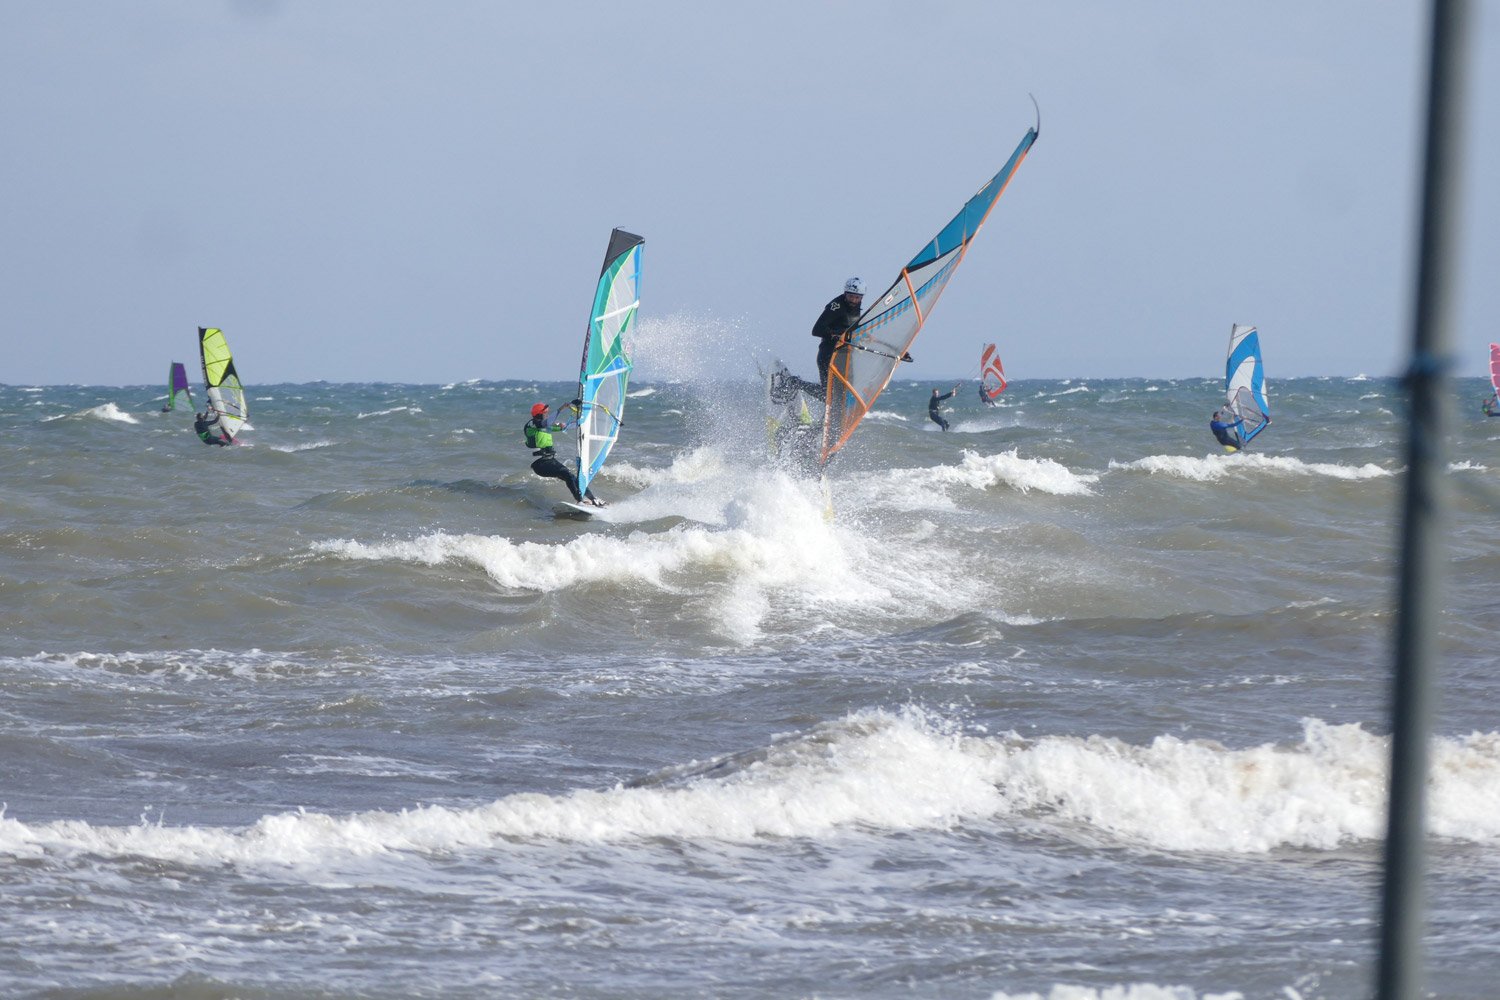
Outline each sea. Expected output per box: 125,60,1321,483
2,368,1499,1000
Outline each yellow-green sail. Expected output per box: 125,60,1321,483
198,327,248,438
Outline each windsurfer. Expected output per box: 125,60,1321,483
811,277,867,393
525,402,604,506
193,411,231,446
785,278,871,399
1209,406,1242,451
929,385,959,431
1483,393,1499,417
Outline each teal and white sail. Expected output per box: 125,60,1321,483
1225,323,1270,445
574,229,643,496
199,326,249,439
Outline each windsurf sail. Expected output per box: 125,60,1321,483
1485,343,1500,416
574,228,643,497
821,113,1039,464
199,326,248,439
978,343,1007,404
164,361,194,410
1224,323,1270,446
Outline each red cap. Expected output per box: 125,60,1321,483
531,403,548,417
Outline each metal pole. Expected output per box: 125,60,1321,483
1377,1,1470,998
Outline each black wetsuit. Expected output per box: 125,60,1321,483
524,416,596,503
929,389,955,431
809,293,863,396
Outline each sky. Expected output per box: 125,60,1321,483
2,1,1497,386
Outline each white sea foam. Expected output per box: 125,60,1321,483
875,450,1097,509
1112,453,1393,482
269,440,336,453
864,410,909,423
313,470,894,642
43,402,139,424
989,987,1249,1000
356,405,422,419
627,386,657,398
4,712,1496,870
607,446,727,490
6,649,336,682
952,413,1016,435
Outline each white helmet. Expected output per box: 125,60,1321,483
844,277,866,295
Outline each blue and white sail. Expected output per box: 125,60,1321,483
574,229,643,497
1225,323,1270,446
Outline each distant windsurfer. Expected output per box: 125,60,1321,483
1484,393,1500,417
525,401,604,507
929,385,959,431
1209,406,1242,452
193,410,232,446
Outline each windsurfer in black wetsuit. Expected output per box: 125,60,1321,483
193,410,231,446
524,401,604,506
928,384,959,431
788,277,910,399
809,277,866,397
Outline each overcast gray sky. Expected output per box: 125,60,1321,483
3,1,1496,386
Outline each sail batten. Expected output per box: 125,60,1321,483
820,120,1038,463
575,229,643,497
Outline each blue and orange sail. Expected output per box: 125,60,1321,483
821,110,1039,464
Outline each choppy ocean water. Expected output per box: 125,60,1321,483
2,372,1499,999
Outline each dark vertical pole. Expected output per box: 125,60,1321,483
1377,1,1470,998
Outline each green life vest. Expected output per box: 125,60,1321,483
524,421,554,452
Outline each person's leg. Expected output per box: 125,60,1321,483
532,457,584,501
